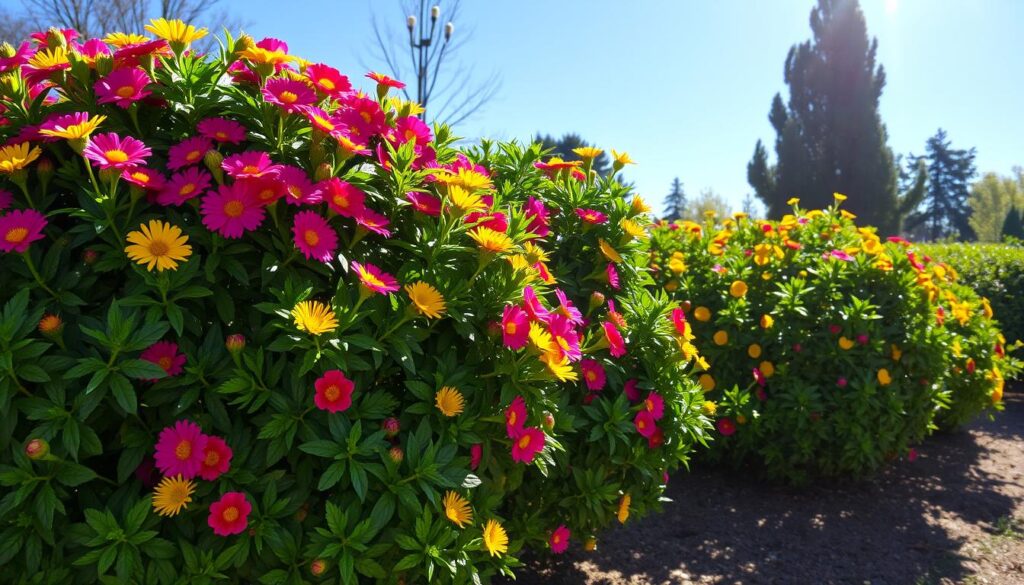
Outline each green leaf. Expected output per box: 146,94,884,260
298,440,343,458
118,359,167,380
108,373,137,414
318,461,347,491
56,462,97,487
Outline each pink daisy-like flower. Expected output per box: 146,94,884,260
470,443,482,470
292,210,338,263
83,132,151,169
366,71,405,89
670,307,687,336
521,286,551,323
524,196,550,237
208,492,251,537
825,249,854,262
278,166,321,206
510,426,545,464
262,77,317,113
167,136,212,170
406,191,441,216
580,359,606,391
94,67,152,108
624,379,640,402
222,151,282,180
548,315,581,362
153,419,208,479
603,321,627,357
0,42,32,74
157,167,212,206
753,367,766,388
321,178,366,217
535,262,556,284
302,106,341,136
605,263,621,290
112,40,171,67
197,435,233,481
241,177,286,206
575,208,608,225
304,63,351,97
314,369,355,412
76,38,111,64
550,525,570,554
200,183,265,239
644,392,665,420
122,167,165,191
140,340,186,377
717,418,736,436
390,116,432,146
197,117,247,144
634,410,657,438
505,396,527,437
0,209,47,253
351,261,399,295
554,289,583,325
648,427,665,449
354,208,392,237
465,210,508,233
502,305,530,349
337,95,386,138
0,190,12,211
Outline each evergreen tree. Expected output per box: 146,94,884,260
747,0,913,234
741,193,762,218
533,133,611,177
663,178,687,221
1002,206,1024,241
904,129,977,240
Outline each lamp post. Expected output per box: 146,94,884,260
406,2,453,119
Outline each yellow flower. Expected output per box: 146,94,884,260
748,344,762,359
840,210,857,220
981,298,993,320
38,115,107,141
145,18,208,47
760,314,774,329
103,32,150,47
838,336,854,350
759,361,775,378
713,330,729,346
729,280,748,298
991,368,1004,403
572,146,604,160
584,537,597,551
701,401,717,416
443,491,473,528
620,218,648,240
482,519,509,557
611,150,635,166
680,341,699,361
447,185,487,214
597,238,623,263
468,227,513,254
833,192,847,202
617,493,631,524
699,374,715,392
694,306,711,322
0,142,42,174
405,282,446,319
238,45,294,66
152,475,195,517
27,47,69,70
529,322,556,354
125,220,192,272
668,257,686,274
435,386,465,417
540,351,578,382
291,300,338,335
629,196,651,215
435,168,493,192
877,368,892,386
736,414,748,425
891,344,902,362
787,197,800,206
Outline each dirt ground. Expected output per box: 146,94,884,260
510,392,1024,585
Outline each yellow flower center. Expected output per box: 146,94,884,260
242,165,259,174
333,194,349,208
505,322,517,335
303,229,320,246
204,449,219,466
222,506,239,522
360,111,372,123
586,371,597,382
637,419,646,430
131,172,149,183
158,356,173,371
5,227,28,243
360,271,385,288
319,78,335,90
175,439,192,461
324,384,340,401
186,150,201,161
105,149,129,163
507,411,517,426
517,435,531,449
116,85,136,98
279,91,298,103
314,116,335,131
645,398,654,411
179,183,195,196
223,200,245,218
149,240,169,256
215,131,228,140
287,185,302,199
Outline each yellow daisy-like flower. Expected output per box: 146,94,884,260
701,401,717,416
446,185,487,214
405,281,446,319
27,47,69,70
442,491,473,528
482,519,509,557
838,336,855,350
435,386,464,417
760,314,774,329
990,368,1004,403
617,493,631,524
787,197,800,206
668,257,686,274
877,368,892,386
572,146,604,160
981,298,993,320
468,227,513,254
629,196,651,215
238,45,295,66
759,361,775,378
145,18,208,46
699,374,715,392
611,150,635,166
0,142,42,174
523,241,550,265
891,344,903,362
103,32,151,47
584,537,597,551
125,220,192,272
528,322,556,354
748,344,762,359
729,280,748,298
680,341,699,362
38,115,107,141
694,306,712,322
598,239,623,263
152,475,195,517
540,351,578,382
713,330,729,346
434,168,494,192
620,218,648,240
291,300,338,335
833,192,848,202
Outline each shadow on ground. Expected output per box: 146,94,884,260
507,394,1024,585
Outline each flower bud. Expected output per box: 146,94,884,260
82,249,98,265
233,34,256,55
486,320,501,339
444,22,454,41
45,28,68,51
836,377,848,388
407,15,417,30
295,503,309,522
589,291,605,311
25,438,49,460
314,162,333,182
204,150,225,184
225,334,246,354
584,537,597,551
856,334,869,345
0,43,15,59
388,446,404,463
36,157,54,182
382,417,400,438
38,314,63,336
431,5,440,20
310,559,327,576
542,412,555,431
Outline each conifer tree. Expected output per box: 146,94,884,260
663,178,687,221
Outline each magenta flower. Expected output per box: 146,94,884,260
167,136,212,170
670,307,687,336
197,435,233,481
465,210,509,233
337,95,386,137
304,63,351,97
354,208,392,237
241,177,286,206
550,525,570,554
262,77,317,113
717,418,736,436
0,209,47,253
501,305,530,349
524,196,550,237
314,369,355,412
504,395,527,437
510,426,545,464
153,419,208,479
200,183,265,239
94,67,152,108
157,167,212,206
83,132,151,169
0,190,12,211
634,410,657,438
208,492,251,537
351,261,399,295
753,367,767,388
140,341,186,377
603,321,627,358
38,112,100,142
321,178,366,218
605,263,620,290
548,315,581,362
390,116,432,146
554,289,583,325
406,191,441,216
197,117,247,144
302,105,342,136
470,443,482,470
825,249,854,262
644,392,665,420
0,41,32,74
122,167,165,191
521,286,551,323
278,166,321,206
292,210,338,263
222,151,281,180
575,208,608,225
580,359,606,391
624,379,640,402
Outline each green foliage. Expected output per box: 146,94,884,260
903,129,977,241
969,171,1023,242
662,178,686,222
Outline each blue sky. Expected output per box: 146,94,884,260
244,0,1024,215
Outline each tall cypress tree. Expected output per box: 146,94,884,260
905,129,977,240
663,178,687,221
747,0,905,234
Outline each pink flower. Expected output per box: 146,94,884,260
302,106,341,135
0,209,47,253
716,417,736,436
548,315,581,362
83,132,151,169
575,208,607,224
581,359,606,391
314,370,355,412
112,40,170,67
670,307,687,336
157,167,212,206
38,112,99,142
554,289,583,325
122,167,165,191
907,448,918,462
470,444,482,470
262,77,316,113
505,396,527,437
354,208,392,237
0,42,32,74
222,151,281,180
605,263,620,290
828,324,842,335
241,177,286,206
888,236,911,246
856,334,869,345
837,377,848,388
292,211,338,263
603,321,626,357
0,190,12,211
337,95,386,138
305,63,351,97
167,137,212,170
648,427,665,449
406,191,441,216
465,210,508,233
208,492,251,537
154,419,208,479
634,410,657,438
200,183,265,239
643,392,665,420
198,435,233,481
524,196,550,236
278,166,321,206
502,305,530,349
391,116,432,146
550,525,570,554
197,117,247,144
140,341,186,377
321,178,366,217
352,261,399,295
624,379,640,402
825,249,854,262
753,367,766,388
522,286,551,323
94,67,152,108
510,427,545,463
366,71,405,89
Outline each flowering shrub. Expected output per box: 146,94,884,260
648,195,1018,482
0,23,706,583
